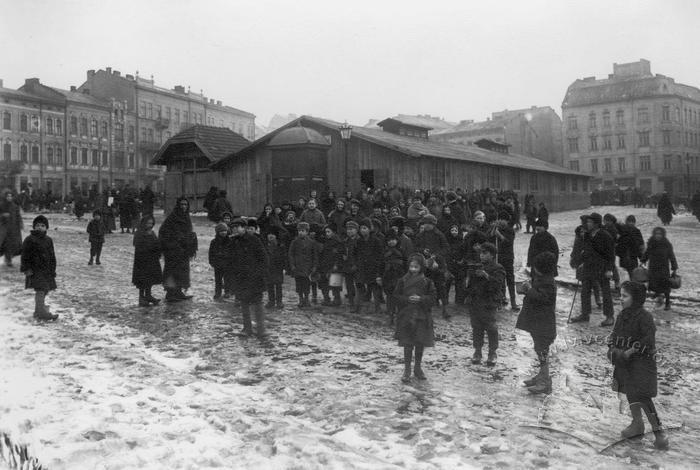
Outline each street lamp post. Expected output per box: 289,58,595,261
339,122,353,192
686,153,692,206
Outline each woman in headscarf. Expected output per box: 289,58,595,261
159,196,197,302
641,227,678,311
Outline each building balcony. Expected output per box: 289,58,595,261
154,117,170,130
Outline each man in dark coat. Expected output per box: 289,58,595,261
140,185,156,216
204,186,219,222
230,218,269,337
212,190,234,223
526,218,559,277
616,215,645,278
656,192,675,225
0,191,23,267
159,196,197,302
571,212,616,325
691,189,700,222
492,212,518,311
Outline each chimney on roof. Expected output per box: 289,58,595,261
209,98,214,104
216,100,222,106
87,69,96,79
70,86,76,91
174,85,185,94
613,59,651,79
126,74,134,80
106,67,112,74
113,70,120,77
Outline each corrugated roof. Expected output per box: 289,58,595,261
563,76,700,108
211,115,584,177
151,125,250,165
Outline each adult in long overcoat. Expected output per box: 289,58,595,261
132,215,163,290
230,230,268,304
616,216,645,277
641,227,677,299
159,196,197,296
140,186,156,216
526,220,559,277
656,193,675,225
0,191,23,265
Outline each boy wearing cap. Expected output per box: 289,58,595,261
20,215,58,321
288,221,318,308
526,218,559,277
86,210,106,265
209,222,234,300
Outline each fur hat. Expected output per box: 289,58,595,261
420,214,437,226
349,198,360,207
297,221,310,231
535,218,549,229
586,212,603,226
231,217,246,227
247,218,258,228
32,215,49,229
532,251,557,276
215,222,229,233
345,220,359,231
359,218,373,229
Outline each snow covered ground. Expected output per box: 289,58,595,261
1,207,699,469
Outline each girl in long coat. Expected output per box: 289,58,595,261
159,196,197,302
133,215,163,306
20,215,58,320
607,281,668,450
641,227,677,311
0,191,23,266
656,193,675,225
394,254,436,383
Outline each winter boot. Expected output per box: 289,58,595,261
88,257,94,265
621,402,645,439
600,315,615,327
175,289,193,300
645,412,669,450
96,257,101,265
414,347,426,380
145,287,160,305
138,289,150,307
241,305,254,336
402,347,412,383
569,313,590,323
486,351,497,367
34,291,58,321
297,295,305,309
253,302,267,338
523,368,544,387
664,293,671,311
471,350,482,365
527,363,551,394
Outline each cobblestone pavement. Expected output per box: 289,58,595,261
1,208,699,469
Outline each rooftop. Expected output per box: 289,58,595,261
151,125,251,165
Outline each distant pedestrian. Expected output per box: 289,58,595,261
159,196,197,302
394,253,436,383
641,227,678,311
607,281,669,450
209,223,234,301
616,215,645,279
20,215,58,321
0,190,23,267
526,218,559,277
516,251,558,395
656,193,675,226
86,210,105,265
132,215,163,306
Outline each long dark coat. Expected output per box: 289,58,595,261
608,307,657,397
382,246,406,295
616,224,644,271
579,229,614,280
159,206,196,289
208,235,234,271
264,240,287,285
642,236,677,293
20,230,57,291
0,198,22,258
352,234,384,284
414,228,449,258
394,272,436,347
86,219,105,244
140,187,155,216
516,274,557,341
527,231,559,277
656,194,675,224
318,234,346,275
132,229,163,288
230,233,268,303
288,235,318,278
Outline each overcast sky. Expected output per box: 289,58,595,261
2,0,699,128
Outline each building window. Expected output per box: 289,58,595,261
102,150,108,166
603,158,612,173
174,109,180,124
47,147,53,165
183,111,188,123
559,176,567,191
46,117,53,135
70,147,77,165
637,108,649,123
31,115,39,132
568,137,579,153
662,130,671,145
590,159,599,173
115,122,124,141
31,145,39,164
128,125,135,142
165,131,171,139
602,111,611,128
3,142,11,161
92,149,99,167
114,150,124,168
80,117,88,136
141,127,147,140
618,157,626,172
2,111,10,130
56,119,62,136
56,148,62,166
528,173,539,191
70,116,78,135
90,118,98,137
638,131,650,147
569,160,579,171
663,155,672,170
602,135,612,150
589,136,598,151
166,107,171,119
147,103,153,119
81,148,88,165
20,144,28,162
588,112,597,129
101,121,108,139
147,128,154,142
616,109,624,125
640,155,651,171
20,114,28,132
675,107,681,122
128,152,135,168
662,105,670,122
512,170,521,190
156,105,162,118
140,102,146,117
572,177,578,192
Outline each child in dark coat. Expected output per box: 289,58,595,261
394,254,436,383
516,251,557,394
86,210,105,265
20,215,58,320
132,215,163,306
382,232,407,325
209,222,234,300
607,281,669,450
318,225,346,306
288,221,318,308
264,226,287,309
465,242,505,366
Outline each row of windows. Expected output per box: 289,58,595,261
139,102,201,126
569,105,700,131
3,142,63,166
2,111,65,135
2,141,145,170
572,154,700,174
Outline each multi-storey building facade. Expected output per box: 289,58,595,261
431,106,564,165
562,59,700,194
